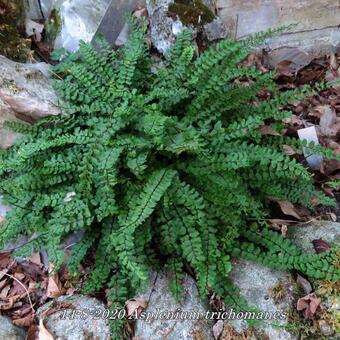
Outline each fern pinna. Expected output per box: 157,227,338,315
0,19,339,337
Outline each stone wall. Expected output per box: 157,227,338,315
216,0,340,56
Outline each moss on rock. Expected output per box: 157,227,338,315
168,0,215,26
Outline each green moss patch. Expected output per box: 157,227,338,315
168,0,215,26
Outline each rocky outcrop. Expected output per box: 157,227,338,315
0,56,59,121
216,0,340,56
227,259,297,340
134,272,214,340
0,56,60,148
147,0,185,54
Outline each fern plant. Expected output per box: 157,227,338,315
0,19,339,337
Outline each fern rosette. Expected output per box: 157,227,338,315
0,19,339,337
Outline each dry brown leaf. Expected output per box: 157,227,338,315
276,200,302,220
312,239,331,254
125,298,148,317
283,114,304,126
258,125,280,136
320,159,340,175
0,269,8,281
9,280,28,296
66,287,75,295
27,323,39,340
18,260,44,281
38,318,54,340
133,7,148,18
0,252,11,268
0,296,16,310
325,53,340,89
282,144,303,156
317,105,340,137
12,305,33,318
296,274,313,295
330,53,339,70
14,272,26,281
46,275,63,299
297,293,321,319
0,282,10,298
266,48,313,76
13,313,35,327
29,253,43,268
281,224,288,237
329,212,337,222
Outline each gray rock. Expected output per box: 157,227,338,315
216,0,340,57
288,221,340,254
203,16,230,41
0,55,60,148
265,28,340,59
37,295,111,340
0,316,26,340
0,56,60,122
147,0,186,55
134,272,213,340
228,258,296,340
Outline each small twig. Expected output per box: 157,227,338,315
248,217,316,225
3,272,35,314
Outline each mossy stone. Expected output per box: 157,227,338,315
168,0,215,26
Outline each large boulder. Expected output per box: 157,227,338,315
288,221,340,253
37,295,111,340
134,272,214,340
227,259,297,340
0,56,60,148
0,316,26,340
